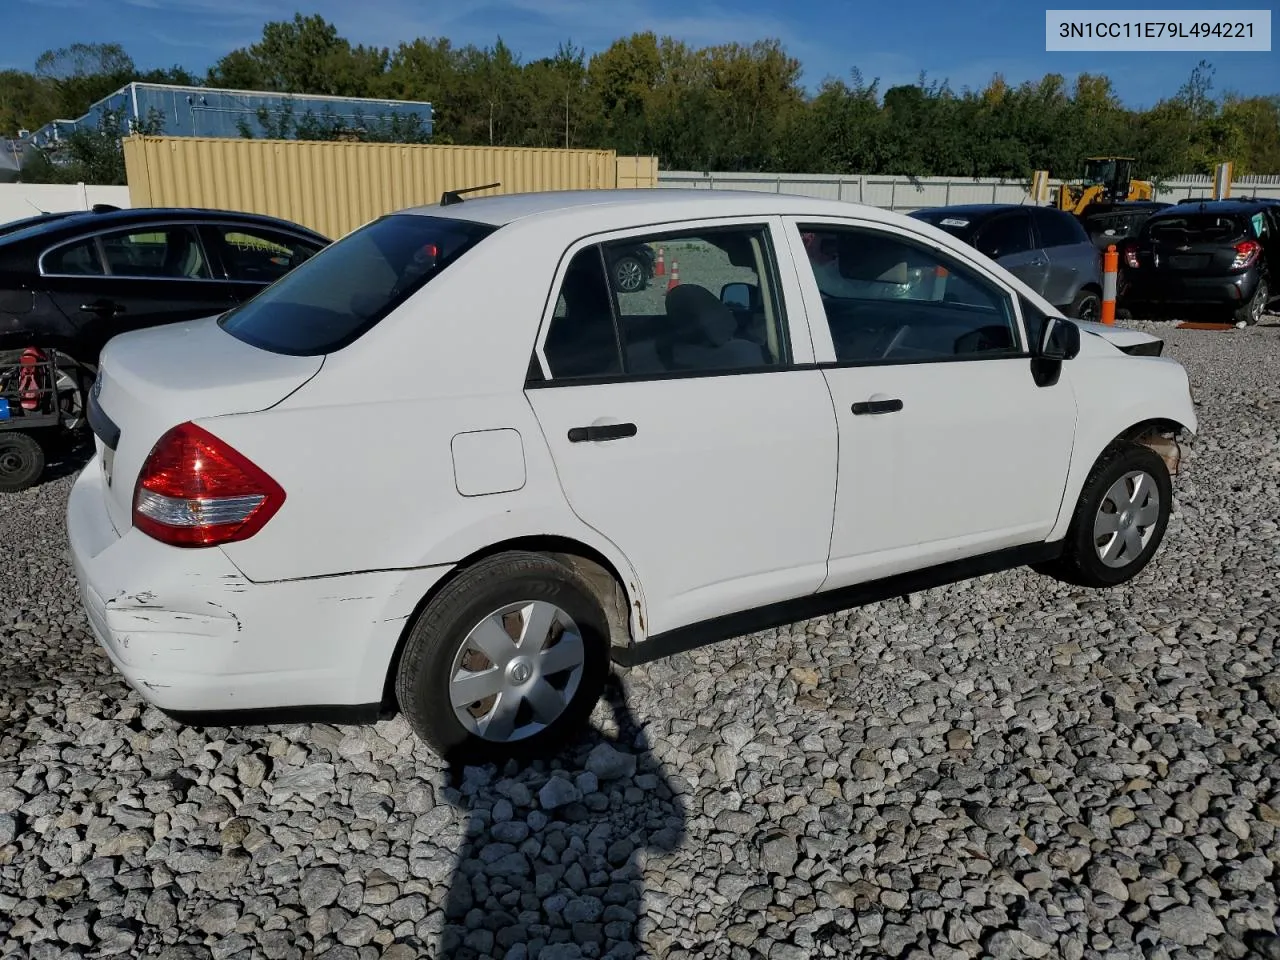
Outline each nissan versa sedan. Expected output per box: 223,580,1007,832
70,189,1197,762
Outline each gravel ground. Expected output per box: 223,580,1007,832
2,317,1279,960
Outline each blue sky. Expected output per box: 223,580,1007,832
5,0,1277,108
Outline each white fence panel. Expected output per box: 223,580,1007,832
0,183,131,226
659,170,1280,209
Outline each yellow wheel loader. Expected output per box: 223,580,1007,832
1057,157,1154,215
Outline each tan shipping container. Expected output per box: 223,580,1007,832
123,136,655,239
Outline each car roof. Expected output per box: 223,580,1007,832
404,188,934,228
1158,199,1273,216
909,203,1045,222
0,206,329,243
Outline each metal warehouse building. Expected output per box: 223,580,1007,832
30,82,433,146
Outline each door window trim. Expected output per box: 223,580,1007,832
782,215,1033,368
527,216,800,388
38,220,322,282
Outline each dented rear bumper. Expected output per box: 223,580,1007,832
67,459,448,715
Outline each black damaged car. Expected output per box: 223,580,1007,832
1121,199,1278,324
0,205,328,491
0,205,329,362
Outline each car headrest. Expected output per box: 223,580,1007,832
665,283,735,346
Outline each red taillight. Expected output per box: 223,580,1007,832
1231,239,1260,270
132,422,285,548
1123,243,1141,269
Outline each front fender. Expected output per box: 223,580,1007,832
1048,355,1196,542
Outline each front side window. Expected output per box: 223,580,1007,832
220,214,496,356
210,225,323,283
796,223,1020,364
99,226,211,279
540,224,787,381
974,214,1034,259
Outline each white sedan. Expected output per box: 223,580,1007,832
69,189,1196,762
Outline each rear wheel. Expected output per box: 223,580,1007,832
0,432,46,493
1233,277,1269,325
613,256,646,293
395,551,610,763
1069,289,1101,323
1035,441,1171,587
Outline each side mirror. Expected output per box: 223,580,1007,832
1039,316,1081,361
720,282,756,310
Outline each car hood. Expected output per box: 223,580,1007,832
1075,320,1162,349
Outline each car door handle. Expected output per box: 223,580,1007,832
80,300,124,316
851,398,903,415
1029,257,1047,267
567,423,637,443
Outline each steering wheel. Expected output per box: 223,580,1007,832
881,324,911,359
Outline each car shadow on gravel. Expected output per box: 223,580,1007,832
433,673,686,960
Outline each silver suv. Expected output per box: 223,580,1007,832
910,204,1104,322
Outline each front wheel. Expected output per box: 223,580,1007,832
1233,277,1269,325
1036,441,1172,587
395,551,609,763
0,432,46,493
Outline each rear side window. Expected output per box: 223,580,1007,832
1032,208,1088,247
99,226,211,279
42,237,105,276
219,214,496,356
1146,214,1248,245
973,214,1033,259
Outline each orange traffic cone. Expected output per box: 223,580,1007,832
667,259,680,291
654,247,666,277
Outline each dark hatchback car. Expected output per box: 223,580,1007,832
1121,199,1279,324
910,204,1103,321
0,206,330,362
1079,201,1171,250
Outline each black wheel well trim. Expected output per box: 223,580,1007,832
1080,283,1102,296
378,535,635,712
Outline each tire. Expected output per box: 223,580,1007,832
613,256,646,293
0,432,46,493
1233,276,1269,325
1036,441,1172,587
1069,289,1101,323
395,551,610,763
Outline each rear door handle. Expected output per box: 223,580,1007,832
568,422,637,443
851,398,903,416
80,300,124,316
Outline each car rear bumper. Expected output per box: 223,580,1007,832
68,458,450,717
1121,270,1259,306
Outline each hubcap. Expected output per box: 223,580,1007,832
1094,470,1160,568
1252,283,1267,323
617,259,643,292
449,600,586,743
0,444,26,476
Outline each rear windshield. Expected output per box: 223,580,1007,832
908,210,976,240
219,214,497,355
1145,213,1249,245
